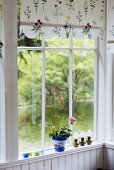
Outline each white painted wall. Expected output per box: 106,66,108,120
0,144,104,170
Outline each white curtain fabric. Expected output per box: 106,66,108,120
107,0,114,53
107,0,114,42
20,0,105,39
0,0,3,40
0,0,3,59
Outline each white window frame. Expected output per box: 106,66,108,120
18,35,98,151
0,0,107,162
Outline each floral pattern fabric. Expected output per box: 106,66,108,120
20,0,105,39
0,0,3,58
107,0,114,53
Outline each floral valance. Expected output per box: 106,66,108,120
20,0,105,39
107,0,114,53
0,0,3,58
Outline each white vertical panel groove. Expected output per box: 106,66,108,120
44,159,51,170
37,160,45,170
5,168,13,170
78,152,84,170
65,155,72,170
96,148,103,169
30,162,37,170
0,146,109,170
85,151,91,170
58,156,66,170
112,149,114,170
52,158,58,170
22,164,29,170
13,166,21,170
90,149,97,170
107,148,113,170
71,153,79,170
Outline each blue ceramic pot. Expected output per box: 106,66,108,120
52,137,67,152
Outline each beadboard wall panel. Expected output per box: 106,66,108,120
96,148,103,169
103,146,114,170
0,145,105,170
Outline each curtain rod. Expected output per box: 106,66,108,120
20,21,101,30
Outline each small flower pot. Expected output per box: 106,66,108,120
73,139,79,147
79,137,86,146
52,137,67,152
23,153,29,158
86,136,93,145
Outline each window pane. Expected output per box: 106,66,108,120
45,50,69,148
73,37,95,48
18,50,42,153
73,50,94,132
45,36,70,48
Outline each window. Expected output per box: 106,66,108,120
0,0,106,162
18,35,97,153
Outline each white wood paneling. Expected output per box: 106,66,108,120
22,164,29,170
45,159,51,170
13,166,21,170
0,144,106,170
96,148,103,169
37,160,45,170
30,162,37,170
85,151,91,170
65,155,72,170
91,149,97,170
58,156,66,170
5,168,13,170
104,148,114,170
107,148,113,170
78,152,84,170
71,153,78,170
52,158,58,170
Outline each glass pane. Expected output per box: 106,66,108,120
45,50,69,148
18,50,42,153
73,37,95,48
45,36,70,48
73,50,94,133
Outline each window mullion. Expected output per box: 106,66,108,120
69,30,73,119
42,35,46,151
94,37,99,140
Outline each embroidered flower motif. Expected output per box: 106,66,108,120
0,40,3,58
0,40,3,48
66,15,71,21
24,6,31,21
110,25,114,37
53,27,61,37
64,16,71,38
83,0,88,17
66,0,74,10
82,23,92,39
33,0,39,14
32,19,43,34
76,11,82,24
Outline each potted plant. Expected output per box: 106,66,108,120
49,117,76,152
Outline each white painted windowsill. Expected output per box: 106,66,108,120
0,142,104,168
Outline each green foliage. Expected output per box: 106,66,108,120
18,36,94,152
49,127,72,139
